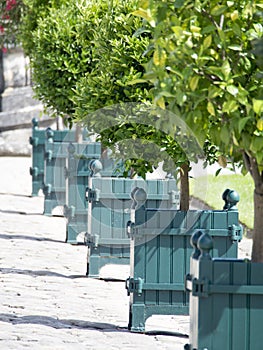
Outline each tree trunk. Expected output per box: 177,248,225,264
252,187,263,262
180,163,189,211
74,123,82,143
243,152,263,262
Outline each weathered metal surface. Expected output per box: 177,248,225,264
185,231,262,350
86,178,179,278
43,129,91,215
29,118,46,196
126,188,242,332
64,142,101,243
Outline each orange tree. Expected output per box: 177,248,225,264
135,0,263,261
20,0,214,209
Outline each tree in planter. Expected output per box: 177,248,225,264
72,0,204,209
135,0,263,261
23,0,203,209
21,1,93,117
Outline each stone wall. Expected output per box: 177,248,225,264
3,47,31,88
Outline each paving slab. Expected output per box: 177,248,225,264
0,157,252,349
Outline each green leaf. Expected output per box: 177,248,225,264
132,9,155,27
176,89,187,106
221,60,231,80
203,35,212,50
155,96,165,109
207,101,215,116
228,45,242,51
232,133,239,146
189,76,199,91
257,119,263,131
226,85,238,96
208,86,222,98
158,91,176,98
153,47,167,67
126,78,148,85
220,126,229,143
139,0,150,9
171,26,183,38
215,168,222,176
232,23,241,36
222,100,239,114
250,136,263,152
207,66,224,80
202,25,216,34
174,0,185,8
230,11,239,21
253,99,263,115
238,117,251,134
211,5,228,16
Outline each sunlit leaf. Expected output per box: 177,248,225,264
228,45,242,51
222,100,239,113
221,60,231,80
231,11,239,21
153,47,167,67
203,35,212,50
171,26,183,38
189,76,199,91
257,119,263,131
207,101,215,116
253,99,263,115
156,96,165,109
226,85,239,96
132,9,155,27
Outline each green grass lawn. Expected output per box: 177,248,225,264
190,174,254,231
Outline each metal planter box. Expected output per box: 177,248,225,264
126,188,242,332
43,129,91,215
85,178,179,278
29,118,46,196
185,232,263,350
64,142,102,243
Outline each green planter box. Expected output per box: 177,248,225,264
43,128,91,215
85,177,179,278
64,142,102,243
185,232,262,350
29,118,46,196
126,188,242,332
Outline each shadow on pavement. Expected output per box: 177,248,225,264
0,233,64,244
0,192,32,198
0,313,120,331
0,209,46,216
0,313,189,338
0,267,85,279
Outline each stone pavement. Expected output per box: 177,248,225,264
0,157,252,350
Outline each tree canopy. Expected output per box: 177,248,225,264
22,0,196,193
134,0,263,260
